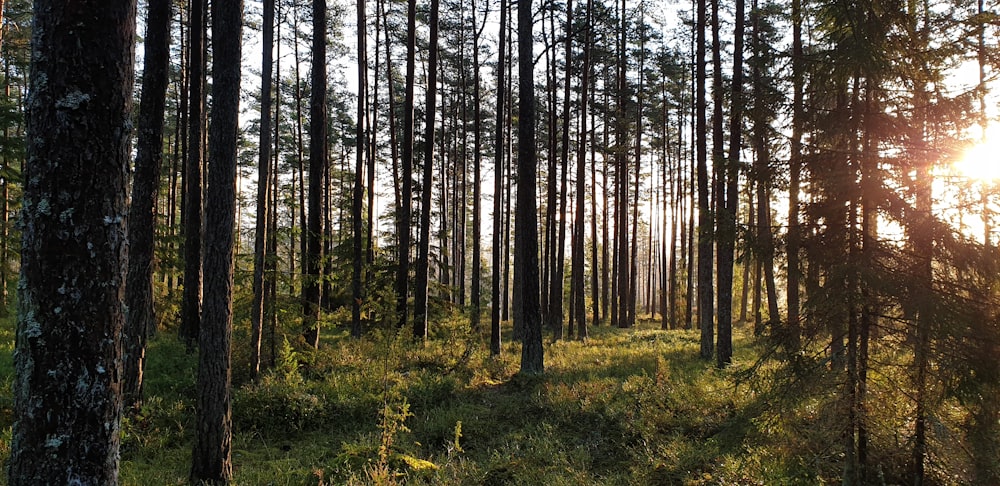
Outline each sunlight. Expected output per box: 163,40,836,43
954,137,1000,182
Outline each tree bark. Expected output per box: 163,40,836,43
251,0,276,378
716,0,744,368
124,0,171,407
10,1,134,483
352,0,368,339
696,0,713,356
397,0,418,330
304,0,327,348
491,0,508,355
414,0,440,340
517,0,543,373
180,0,206,349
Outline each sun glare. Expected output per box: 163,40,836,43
954,138,1000,182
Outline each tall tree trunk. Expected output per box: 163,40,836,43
615,0,630,330
696,0,713,356
192,0,242,480
575,0,592,340
471,0,484,332
491,0,508,355
304,0,327,348
517,0,543,373
10,1,134,482
786,0,803,351
414,0,440,340
181,0,206,349
124,0,171,408
397,0,418,330
352,0,368,338
251,0,276,378
716,0,744,368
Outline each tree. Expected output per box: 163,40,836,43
351,0,367,338
414,0,441,340
180,0,206,349
304,0,327,348
517,0,543,374
124,0,171,408
716,0,745,367
9,0,135,482
397,0,418,330
191,0,242,481
491,0,508,356
252,0,276,377
696,0,713,359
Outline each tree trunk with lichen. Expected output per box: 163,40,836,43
9,1,135,483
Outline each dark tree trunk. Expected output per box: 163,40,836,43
180,0,206,349
124,0,171,408
191,0,242,481
352,0,367,338
397,0,418,330
414,0,440,340
251,0,276,378
304,0,327,348
716,0,744,368
575,0,592,340
10,1,134,483
471,0,484,332
517,0,543,373
786,0,803,351
491,0,508,355
696,0,713,355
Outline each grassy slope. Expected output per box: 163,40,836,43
0,313,836,485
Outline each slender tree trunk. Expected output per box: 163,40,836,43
615,2,630,330
10,1,134,482
303,0,327,348
471,0,484,332
414,0,440,340
180,0,206,349
491,0,508,355
251,0,276,378
696,0,713,356
397,0,418,330
351,0,368,338
785,0,803,351
124,0,171,407
716,0,744,367
575,0,592,340
517,0,543,373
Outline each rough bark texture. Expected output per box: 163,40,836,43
517,0,543,373
190,0,242,481
10,1,135,483
124,0,171,408
396,0,417,330
180,0,205,349
351,0,367,339
304,0,326,348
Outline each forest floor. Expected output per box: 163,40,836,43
0,311,850,485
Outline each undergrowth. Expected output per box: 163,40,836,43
0,306,952,484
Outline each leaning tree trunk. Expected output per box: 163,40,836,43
124,0,171,409
10,0,135,483
191,0,242,481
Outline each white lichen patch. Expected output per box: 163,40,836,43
36,198,50,215
55,90,90,110
44,434,65,448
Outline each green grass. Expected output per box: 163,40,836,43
0,312,863,484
